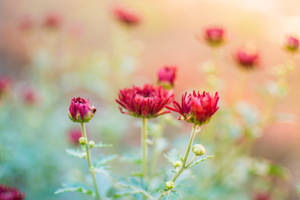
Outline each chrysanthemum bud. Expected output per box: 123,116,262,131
88,140,95,148
79,137,87,145
113,7,140,26
165,181,174,190
43,13,62,29
234,48,259,69
157,66,177,89
68,97,96,123
204,26,225,47
285,36,299,53
192,144,206,156
173,161,182,168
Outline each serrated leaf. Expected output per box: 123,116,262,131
94,166,110,176
66,149,86,159
189,155,214,168
120,154,142,165
94,142,113,148
95,155,117,167
164,149,180,165
117,179,155,200
54,183,94,196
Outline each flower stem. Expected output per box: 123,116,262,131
81,122,101,200
171,124,198,182
142,118,148,178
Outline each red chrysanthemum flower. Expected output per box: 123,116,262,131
235,49,259,69
68,97,96,123
157,66,177,89
113,7,140,26
0,184,25,200
166,91,219,125
254,193,271,200
19,15,34,32
285,36,299,53
204,26,225,47
68,129,82,145
43,13,62,29
116,84,174,118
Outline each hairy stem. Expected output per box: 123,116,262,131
142,118,148,178
81,122,101,200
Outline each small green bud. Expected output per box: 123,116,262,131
89,140,95,148
173,161,181,168
165,181,174,190
79,137,87,144
83,153,87,159
192,144,206,156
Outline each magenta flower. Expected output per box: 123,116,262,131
113,7,140,26
285,36,299,53
235,49,259,69
157,66,177,89
68,129,82,145
0,184,25,200
68,97,96,123
22,88,38,105
166,91,219,125
43,13,62,29
116,84,174,118
19,15,34,32
204,27,225,47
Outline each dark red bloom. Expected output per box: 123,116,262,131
254,193,271,200
285,36,299,53
204,27,225,47
235,49,259,69
0,77,10,99
43,13,62,29
68,129,82,145
68,97,96,123
113,7,140,26
166,91,219,125
157,66,177,89
0,184,25,200
116,84,174,118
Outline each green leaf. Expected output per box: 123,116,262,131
268,163,287,179
94,142,113,148
66,148,86,159
117,179,156,200
189,155,214,168
94,166,110,176
54,183,94,196
95,155,117,167
164,149,180,165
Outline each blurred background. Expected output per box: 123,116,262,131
0,0,300,199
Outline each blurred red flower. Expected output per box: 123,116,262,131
254,192,271,200
0,77,11,99
0,184,25,200
22,88,38,105
113,7,140,26
234,49,259,69
204,26,225,47
68,129,82,145
285,36,299,53
166,91,219,125
19,15,34,32
157,66,177,89
68,97,96,123
43,13,62,29
116,84,174,118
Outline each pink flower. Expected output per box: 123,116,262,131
68,129,82,145
235,49,259,69
68,97,96,123
166,91,219,125
285,36,299,53
0,184,25,200
43,13,62,29
19,15,34,32
254,193,271,200
116,84,174,118
157,66,177,89
204,27,225,47
113,7,140,26
22,88,38,105
0,77,11,99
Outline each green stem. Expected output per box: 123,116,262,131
142,118,148,178
81,123,101,200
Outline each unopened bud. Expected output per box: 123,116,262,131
165,181,174,190
192,144,206,156
89,140,95,148
173,161,181,168
79,137,87,144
